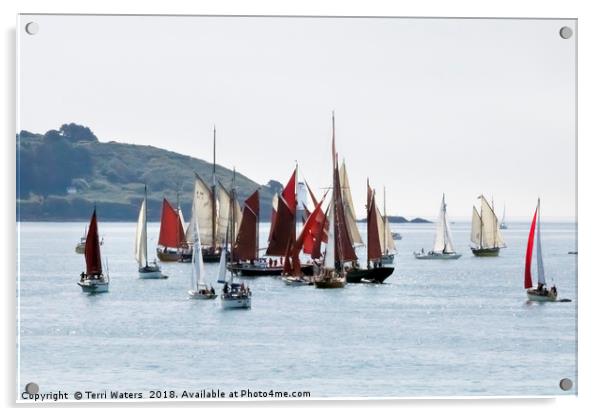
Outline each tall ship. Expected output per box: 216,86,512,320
184,127,242,262
77,208,109,293
156,197,187,261
345,180,394,283
313,112,357,289
414,194,461,259
470,195,506,257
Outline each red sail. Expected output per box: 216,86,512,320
265,195,295,256
298,198,328,258
233,190,260,261
524,205,538,289
366,183,382,261
158,198,186,248
282,169,297,213
333,162,358,262
84,209,102,276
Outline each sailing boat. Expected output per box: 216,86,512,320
414,194,461,259
135,186,167,278
380,187,397,264
156,197,187,261
184,127,242,263
524,199,558,302
77,208,109,293
346,181,394,284
470,195,506,256
314,112,354,289
188,227,217,299
221,182,252,308
500,204,508,229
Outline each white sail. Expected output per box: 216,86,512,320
217,248,228,284
191,239,205,290
178,207,186,234
188,175,214,245
433,195,455,253
383,216,397,254
536,200,546,285
216,182,231,244
134,198,147,267
479,196,499,249
433,196,447,253
323,201,336,269
233,196,243,237
376,206,387,254
339,162,364,247
470,206,482,246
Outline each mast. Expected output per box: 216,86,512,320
212,126,217,248
144,185,148,267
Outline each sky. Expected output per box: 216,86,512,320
17,15,576,221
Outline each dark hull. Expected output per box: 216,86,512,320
346,267,394,284
157,247,227,263
471,247,500,257
228,263,313,277
156,250,180,262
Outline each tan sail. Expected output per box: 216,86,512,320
339,162,364,247
470,206,481,246
186,174,214,245
480,196,500,249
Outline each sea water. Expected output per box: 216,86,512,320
17,221,577,398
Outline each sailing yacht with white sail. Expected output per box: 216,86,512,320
135,186,166,279
524,199,558,302
470,195,506,256
78,209,109,293
414,194,461,260
500,204,508,229
188,229,217,299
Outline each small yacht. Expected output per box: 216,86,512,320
78,209,109,293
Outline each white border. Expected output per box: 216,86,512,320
3,0,601,414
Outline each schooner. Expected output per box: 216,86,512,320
470,195,506,256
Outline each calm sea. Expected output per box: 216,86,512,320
17,221,577,399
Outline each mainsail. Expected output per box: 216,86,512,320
85,209,102,276
265,168,297,257
471,195,505,249
433,194,455,254
535,199,545,285
191,237,205,290
158,198,186,248
186,174,213,245
135,194,147,268
381,187,396,254
232,190,260,261
323,203,336,269
470,206,482,246
366,182,382,262
339,162,363,247
524,202,538,289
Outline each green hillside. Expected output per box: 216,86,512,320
16,123,281,221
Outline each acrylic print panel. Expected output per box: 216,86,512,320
16,14,576,401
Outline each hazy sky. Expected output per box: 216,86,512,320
18,15,576,220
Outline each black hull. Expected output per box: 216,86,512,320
346,267,394,284
471,247,500,257
228,263,313,277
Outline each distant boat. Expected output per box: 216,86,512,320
135,186,166,279
391,232,402,241
75,226,103,254
346,180,394,284
470,195,506,256
524,198,558,302
221,185,252,309
156,198,187,261
184,127,242,263
77,209,109,293
414,194,462,260
499,204,508,229
188,230,217,299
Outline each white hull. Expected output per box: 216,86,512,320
526,290,557,302
414,252,462,260
221,295,252,309
283,276,312,286
78,278,109,293
138,264,166,279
